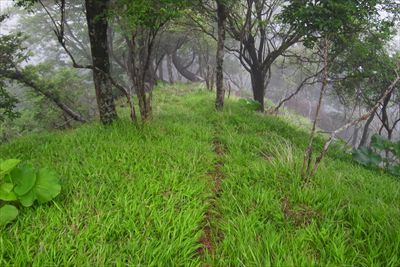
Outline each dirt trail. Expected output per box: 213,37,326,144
198,135,225,259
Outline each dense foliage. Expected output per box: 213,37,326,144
281,0,395,48
0,83,19,122
0,16,26,122
353,134,400,176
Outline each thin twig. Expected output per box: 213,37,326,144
310,73,400,178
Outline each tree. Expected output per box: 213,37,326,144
225,0,301,111
85,0,118,124
329,33,399,146
15,0,118,125
0,15,86,123
111,0,189,121
281,0,399,180
215,0,228,110
0,16,20,122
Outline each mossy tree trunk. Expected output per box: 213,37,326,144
85,0,118,125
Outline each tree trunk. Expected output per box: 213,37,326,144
351,126,360,147
206,65,214,91
198,54,205,78
167,54,174,84
129,31,153,122
136,84,152,122
136,82,149,121
158,58,164,81
85,0,118,125
3,69,86,122
381,91,392,138
250,68,265,111
172,51,203,82
215,0,227,110
303,37,329,180
358,112,375,148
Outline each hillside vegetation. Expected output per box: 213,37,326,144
1,84,399,266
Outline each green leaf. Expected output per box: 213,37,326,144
0,159,21,176
370,134,391,150
352,147,382,168
18,190,35,207
392,141,400,157
0,183,17,201
11,164,36,196
34,168,61,204
0,205,19,226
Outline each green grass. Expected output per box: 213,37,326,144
207,100,400,266
1,83,400,266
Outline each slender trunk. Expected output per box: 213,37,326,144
198,54,205,78
85,0,118,125
133,32,153,121
381,92,392,138
303,37,329,180
136,88,152,121
206,65,214,91
158,58,164,81
310,74,400,178
250,68,265,111
358,112,375,148
172,51,203,82
215,0,227,110
167,54,174,84
127,94,137,122
137,83,148,121
3,69,86,122
210,69,215,91
351,126,360,147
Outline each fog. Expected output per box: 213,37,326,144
1,0,399,146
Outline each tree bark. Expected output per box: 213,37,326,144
303,37,329,180
2,69,86,122
172,51,203,82
167,54,174,84
198,53,205,78
206,64,214,91
380,91,392,139
85,0,118,125
158,58,164,81
127,29,154,122
358,112,375,148
215,0,227,110
250,68,265,111
351,126,360,147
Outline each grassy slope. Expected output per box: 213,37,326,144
1,84,399,266
210,100,400,266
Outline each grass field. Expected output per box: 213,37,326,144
1,84,399,266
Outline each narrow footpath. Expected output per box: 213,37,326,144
198,128,226,263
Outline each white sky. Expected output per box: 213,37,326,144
0,0,13,13
0,0,18,35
